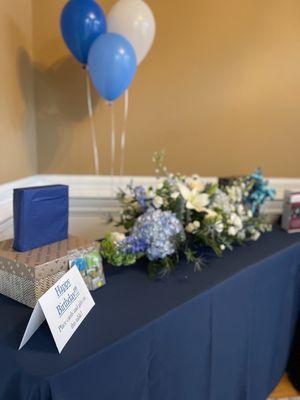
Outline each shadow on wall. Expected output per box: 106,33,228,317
17,45,102,173
4,17,37,175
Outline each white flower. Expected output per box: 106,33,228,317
213,190,232,214
186,176,205,192
228,226,237,236
236,204,244,215
229,213,243,230
185,223,195,233
247,209,253,218
185,220,200,233
178,184,209,213
110,232,125,242
214,221,224,233
157,182,164,190
251,230,261,241
227,186,242,203
153,196,163,209
237,231,246,240
146,189,155,199
205,209,218,218
171,191,180,200
220,244,226,251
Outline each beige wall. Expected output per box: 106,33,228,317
3,1,300,180
0,0,37,184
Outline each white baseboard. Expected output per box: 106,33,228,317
0,174,297,238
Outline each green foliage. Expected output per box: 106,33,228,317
100,234,139,267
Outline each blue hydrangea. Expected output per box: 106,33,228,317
127,209,183,261
122,235,147,254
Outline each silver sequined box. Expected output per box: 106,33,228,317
0,236,95,308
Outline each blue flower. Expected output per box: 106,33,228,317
247,168,276,213
130,209,183,261
134,186,148,210
122,235,147,254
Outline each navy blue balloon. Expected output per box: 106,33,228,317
88,33,137,102
60,0,107,65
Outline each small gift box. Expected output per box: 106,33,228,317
0,236,97,308
282,191,300,233
13,185,69,252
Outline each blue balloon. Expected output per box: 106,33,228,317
88,33,137,102
61,0,107,65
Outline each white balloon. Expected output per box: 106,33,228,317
107,0,156,65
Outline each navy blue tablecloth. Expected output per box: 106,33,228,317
1,227,300,400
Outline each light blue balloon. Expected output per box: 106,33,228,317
88,33,137,102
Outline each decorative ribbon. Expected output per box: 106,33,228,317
120,89,129,176
108,102,116,196
86,71,100,175
109,101,116,177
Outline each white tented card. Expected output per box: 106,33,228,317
19,266,95,353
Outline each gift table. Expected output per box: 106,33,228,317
1,227,300,400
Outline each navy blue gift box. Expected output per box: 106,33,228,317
13,185,69,252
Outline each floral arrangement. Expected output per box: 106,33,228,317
100,152,276,276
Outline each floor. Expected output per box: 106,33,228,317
268,374,300,399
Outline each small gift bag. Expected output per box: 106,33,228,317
69,248,106,291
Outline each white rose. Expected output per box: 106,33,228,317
237,231,246,240
193,220,200,229
230,213,243,230
215,222,224,233
147,189,155,199
171,192,180,200
237,204,244,215
153,196,163,209
251,230,261,241
185,223,195,233
228,226,237,236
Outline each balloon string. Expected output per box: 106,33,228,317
109,102,116,196
86,71,100,175
120,89,129,176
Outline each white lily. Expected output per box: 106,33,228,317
186,176,205,192
178,184,209,213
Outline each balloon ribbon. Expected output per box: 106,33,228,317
109,102,116,177
120,89,129,176
86,71,100,175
